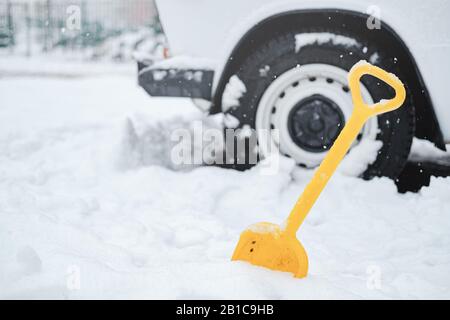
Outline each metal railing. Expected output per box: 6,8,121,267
0,0,161,57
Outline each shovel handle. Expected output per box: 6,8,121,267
348,62,406,117
284,61,406,235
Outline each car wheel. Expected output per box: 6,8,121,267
220,29,415,179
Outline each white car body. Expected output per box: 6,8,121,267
155,0,450,143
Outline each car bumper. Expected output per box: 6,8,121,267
137,60,214,100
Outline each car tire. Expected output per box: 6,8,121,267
220,29,415,179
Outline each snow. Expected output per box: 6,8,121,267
339,139,383,176
221,75,247,112
409,138,450,164
295,32,361,53
143,69,204,83
223,114,240,129
146,56,217,70
259,65,271,77
248,223,280,234
1,59,450,299
152,70,168,81
369,52,380,64
237,125,253,139
0,56,136,78
137,56,217,82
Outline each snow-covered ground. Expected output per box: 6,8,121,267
0,60,450,299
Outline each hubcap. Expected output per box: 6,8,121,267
288,94,345,152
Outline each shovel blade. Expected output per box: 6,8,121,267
231,223,308,278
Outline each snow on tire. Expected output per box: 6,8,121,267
220,30,415,179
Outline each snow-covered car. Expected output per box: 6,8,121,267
138,0,450,179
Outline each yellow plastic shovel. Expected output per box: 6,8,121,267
231,61,406,278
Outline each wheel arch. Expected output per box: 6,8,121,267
211,9,445,150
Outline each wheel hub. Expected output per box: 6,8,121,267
288,94,345,152
255,63,379,174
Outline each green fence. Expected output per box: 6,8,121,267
0,0,161,57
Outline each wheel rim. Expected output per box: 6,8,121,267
256,64,378,171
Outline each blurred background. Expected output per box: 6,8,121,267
0,0,164,62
